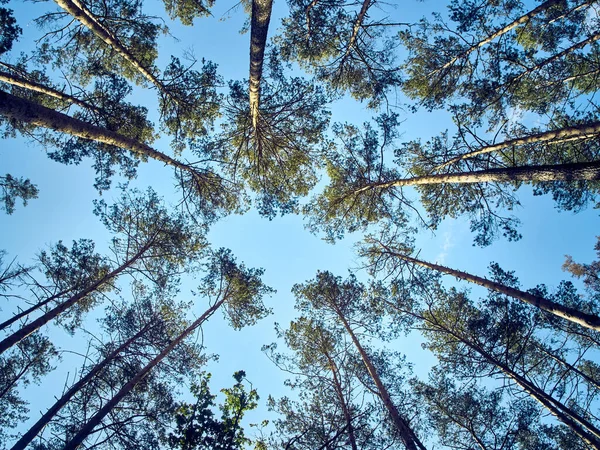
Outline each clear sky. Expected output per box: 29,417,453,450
1,0,599,444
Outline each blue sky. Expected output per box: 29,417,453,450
2,0,600,444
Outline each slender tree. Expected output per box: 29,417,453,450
0,188,207,354
384,280,600,448
62,248,272,449
365,240,600,331
293,272,426,450
249,0,274,130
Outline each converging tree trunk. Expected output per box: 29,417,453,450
249,0,273,129
355,161,600,194
435,121,600,169
54,0,167,92
374,244,600,331
432,0,562,75
0,287,74,332
342,0,372,61
0,242,151,355
62,297,226,450
0,69,100,112
10,320,155,450
334,308,426,450
0,90,205,179
436,318,600,448
325,354,359,450
392,301,600,448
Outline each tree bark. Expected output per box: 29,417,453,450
0,90,201,176
435,121,600,169
249,0,273,130
508,31,600,86
0,287,74,332
432,0,562,75
325,354,359,450
62,297,226,450
0,70,99,112
355,161,600,194
10,320,155,450
390,301,600,448
342,0,372,61
334,309,426,450
375,245,600,331
54,0,166,92
0,243,151,355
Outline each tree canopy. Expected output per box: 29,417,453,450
1,0,599,449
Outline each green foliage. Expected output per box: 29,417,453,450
93,188,207,290
277,0,401,107
0,174,38,214
200,55,330,217
198,248,274,330
0,5,21,56
34,0,166,85
160,57,222,153
400,0,599,125
166,371,260,450
0,333,58,446
305,113,409,242
162,0,215,25
413,369,551,450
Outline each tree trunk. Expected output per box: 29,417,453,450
0,90,201,177
54,0,166,91
325,354,359,450
0,70,99,112
355,161,600,193
437,319,600,448
10,320,155,450
391,300,600,448
0,243,151,355
375,245,600,331
0,287,74,332
62,297,225,450
334,310,426,450
508,31,600,86
432,0,562,75
342,0,372,60
435,121,600,169
249,0,273,130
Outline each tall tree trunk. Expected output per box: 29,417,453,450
391,301,600,448
0,69,100,112
537,344,600,391
62,297,226,450
433,315,600,448
0,287,74,332
435,121,600,169
0,242,151,355
334,309,426,450
10,320,155,450
325,354,359,450
0,90,204,179
54,0,167,92
374,244,600,331
249,0,273,130
508,31,600,86
355,160,600,194
342,0,372,60
432,0,562,75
